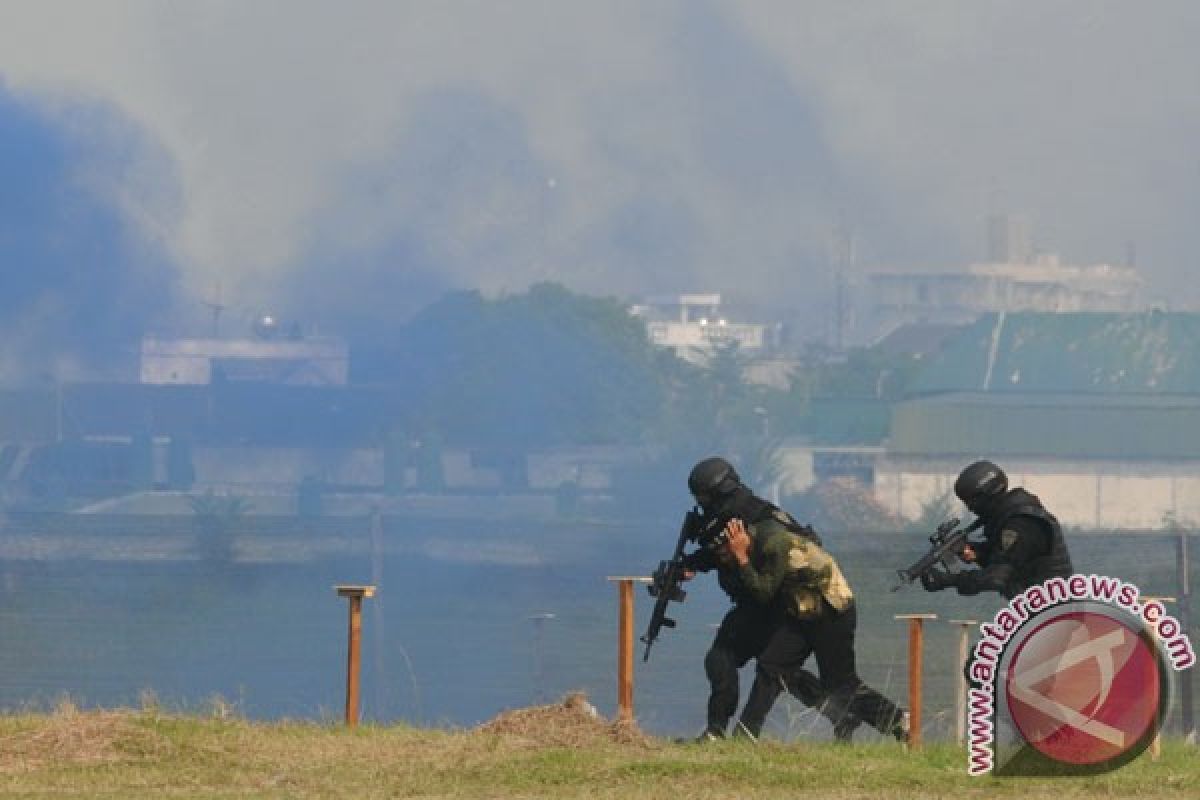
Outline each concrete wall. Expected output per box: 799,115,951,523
875,456,1200,529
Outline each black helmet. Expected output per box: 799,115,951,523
954,460,1008,512
688,457,742,511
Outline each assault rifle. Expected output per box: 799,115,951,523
640,510,697,662
640,507,743,660
893,517,984,591
641,507,739,661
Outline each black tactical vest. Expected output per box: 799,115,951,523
712,490,821,603
722,489,822,545
984,488,1073,593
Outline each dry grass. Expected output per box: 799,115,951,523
476,691,657,749
0,699,173,774
0,695,1195,799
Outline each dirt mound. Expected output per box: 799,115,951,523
0,706,171,773
476,692,656,749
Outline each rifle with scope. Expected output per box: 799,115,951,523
894,516,984,591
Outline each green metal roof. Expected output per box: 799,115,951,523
908,311,1200,396
893,311,1200,458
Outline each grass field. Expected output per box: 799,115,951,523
0,699,1196,799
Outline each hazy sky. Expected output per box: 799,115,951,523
1,1,1198,369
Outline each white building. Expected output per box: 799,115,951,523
630,293,769,361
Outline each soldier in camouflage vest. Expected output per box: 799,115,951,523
684,457,908,743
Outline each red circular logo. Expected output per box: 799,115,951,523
1004,611,1162,766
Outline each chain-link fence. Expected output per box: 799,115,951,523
0,513,1193,744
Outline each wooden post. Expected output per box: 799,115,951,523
896,613,937,749
606,576,650,722
951,619,978,747
618,580,633,720
335,585,376,726
1144,596,1175,761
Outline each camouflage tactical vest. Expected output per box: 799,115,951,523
755,510,854,619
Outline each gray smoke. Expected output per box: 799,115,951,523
0,0,1196,353
0,82,180,381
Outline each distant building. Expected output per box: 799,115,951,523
863,257,1142,343
874,311,1200,529
630,293,771,361
140,334,349,386
742,358,799,390
879,392,1200,529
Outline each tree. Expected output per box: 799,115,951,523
380,283,691,447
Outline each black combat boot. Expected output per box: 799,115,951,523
832,713,862,743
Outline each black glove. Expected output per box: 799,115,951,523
920,567,956,592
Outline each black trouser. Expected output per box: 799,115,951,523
796,603,904,735
737,617,829,737
703,604,828,735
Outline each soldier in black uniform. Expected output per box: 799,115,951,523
921,460,1074,599
683,457,906,742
